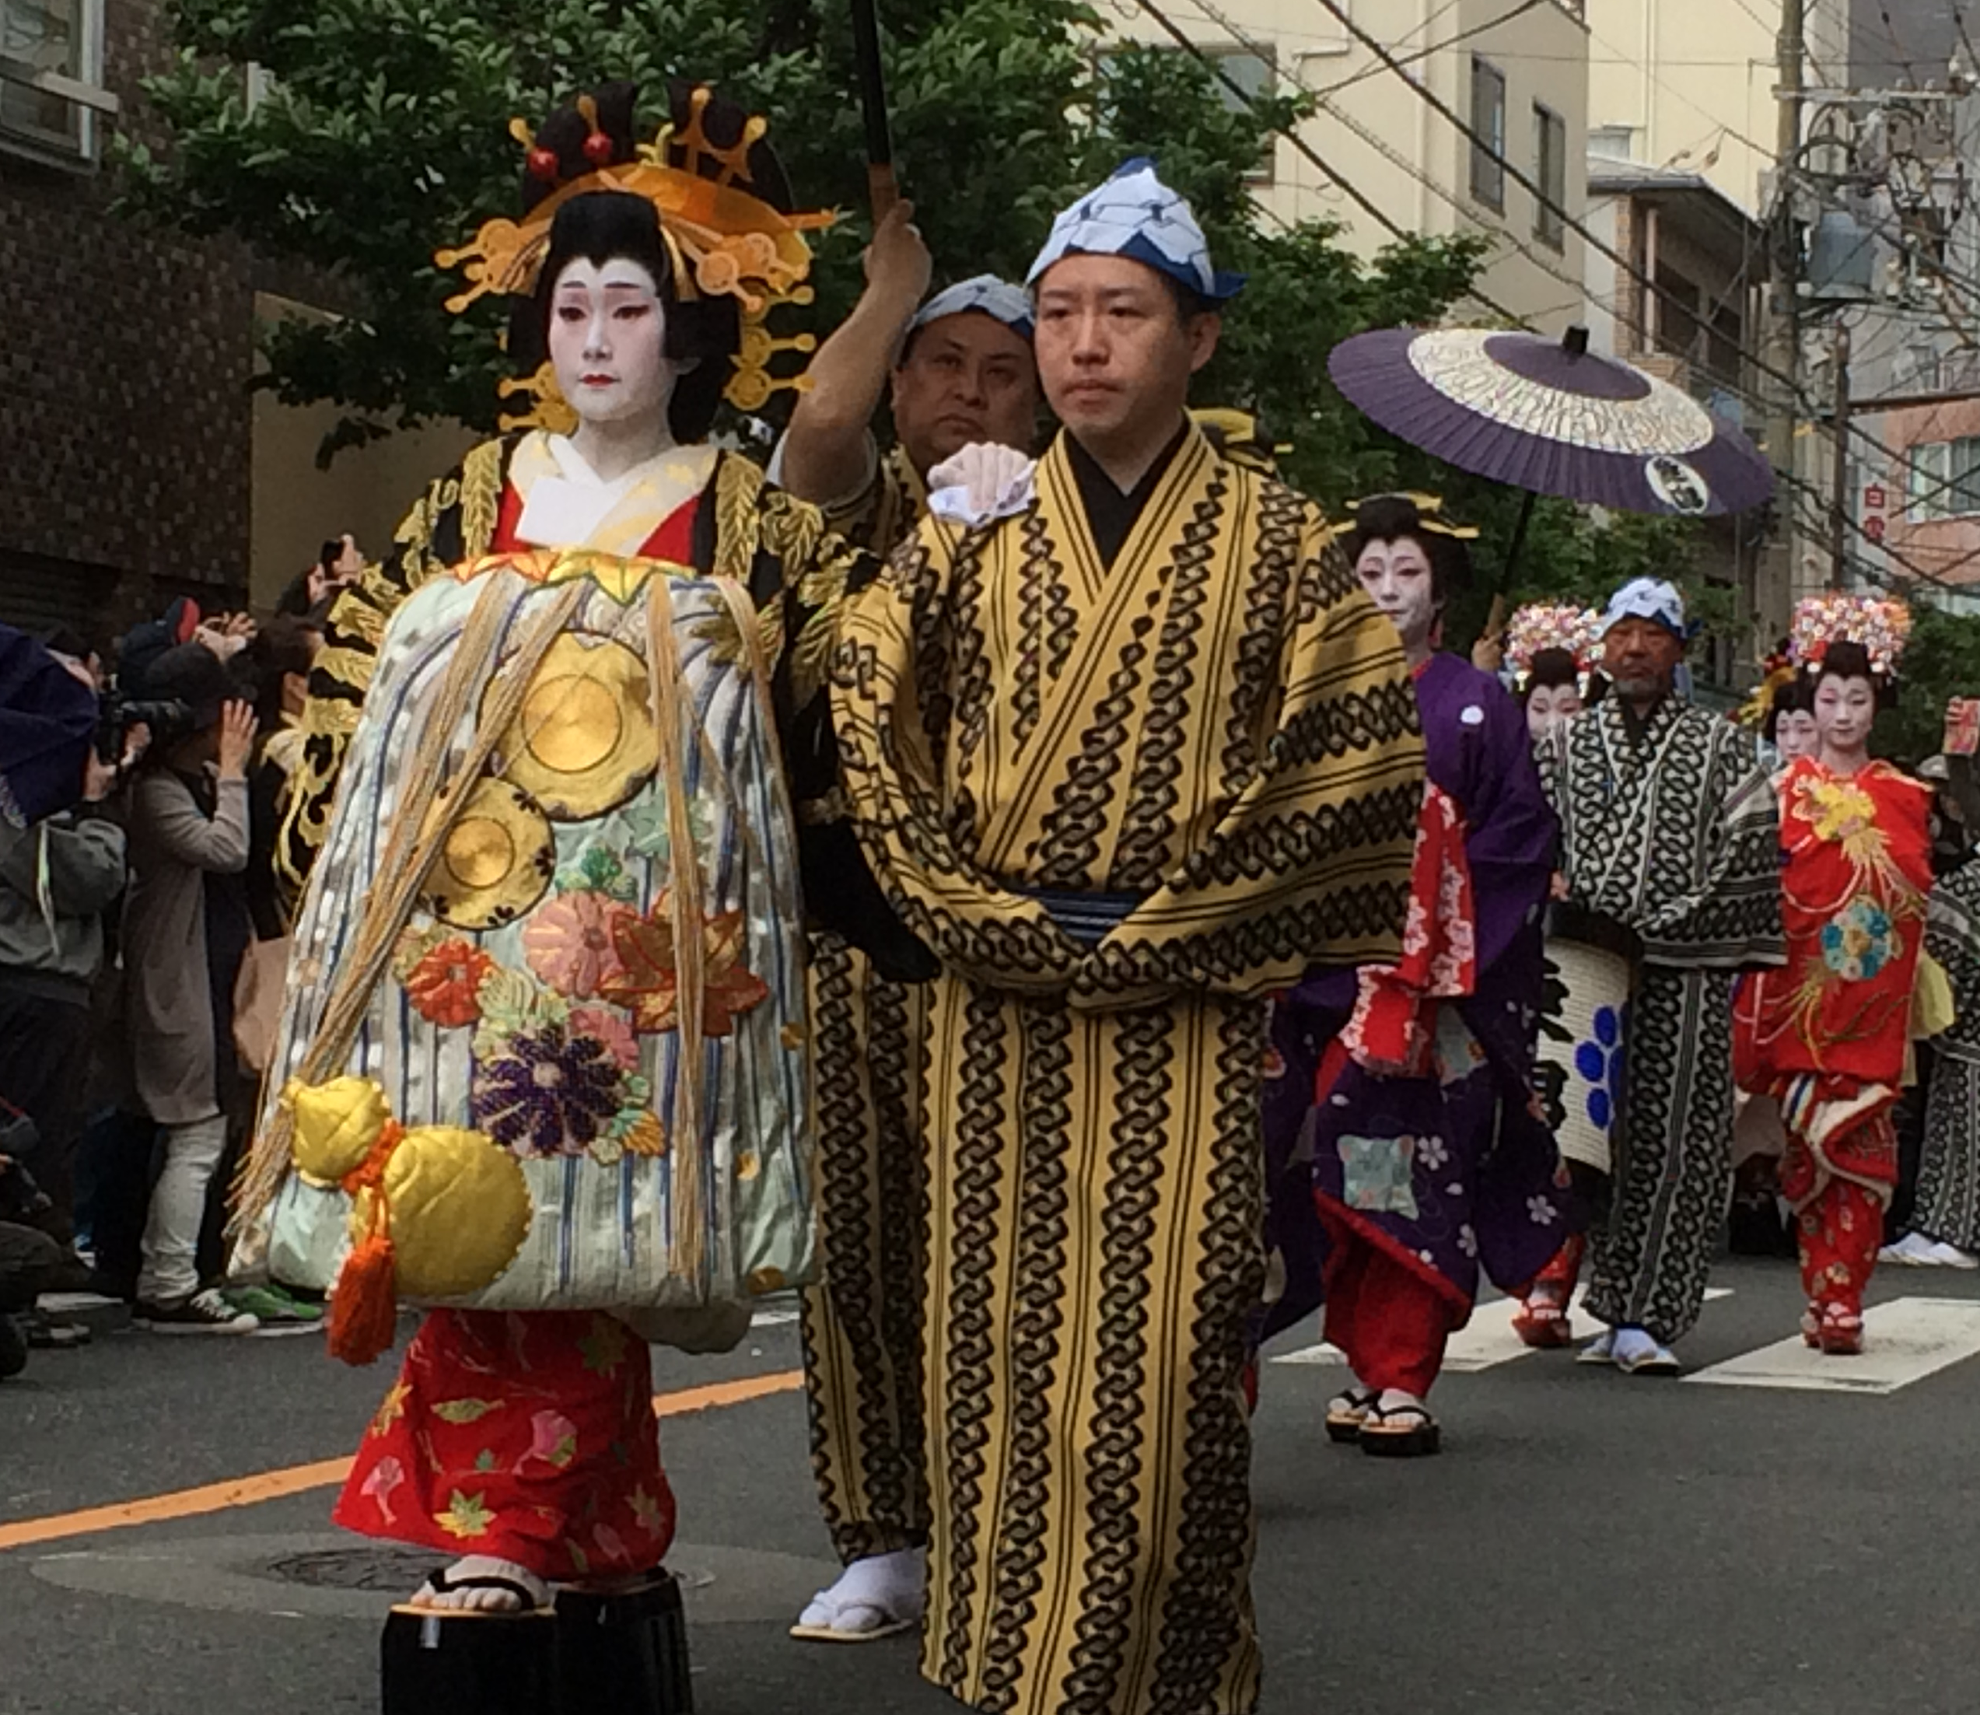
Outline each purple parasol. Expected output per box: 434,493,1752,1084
1329,325,1774,518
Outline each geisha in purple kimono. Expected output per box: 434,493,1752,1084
1259,495,1571,1456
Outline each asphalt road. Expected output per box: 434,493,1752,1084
8,1255,1980,1715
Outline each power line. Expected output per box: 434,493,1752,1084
1179,0,1599,323
1297,0,1980,591
1151,0,1980,597
1309,0,1545,99
1128,0,1537,328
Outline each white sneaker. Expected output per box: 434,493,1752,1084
1880,1232,1937,1266
133,1288,259,1335
1924,1240,1980,1270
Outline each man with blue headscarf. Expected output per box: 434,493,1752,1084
1536,578,1782,1373
774,203,1039,1646
831,159,1426,1715
773,200,1038,560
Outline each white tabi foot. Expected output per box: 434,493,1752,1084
1611,1326,1682,1374
790,1545,926,1642
410,1554,552,1614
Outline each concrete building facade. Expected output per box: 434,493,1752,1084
1102,0,1594,332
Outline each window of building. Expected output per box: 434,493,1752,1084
1470,58,1506,211
1895,342,1940,393
1904,438,1980,518
0,0,111,167
1707,305,1744,385
1533,102,1566,248
1202,46,1275,183
1102,44,1276,183
1653,264,1701,362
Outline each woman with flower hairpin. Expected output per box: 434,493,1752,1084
231,81,927,1636
1734,597,1932,1354
1258,497,1565,1456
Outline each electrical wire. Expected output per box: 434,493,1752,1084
1143,0,1980,599
1298,0,1980,591
1177,0,1600,321
1309,0,1545,99
1128,0,1539,328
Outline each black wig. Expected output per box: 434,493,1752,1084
508,81,794,444
1805,639,1897,712
1342,494,1473,610
1524,646,1581,697
1763,675,1816,746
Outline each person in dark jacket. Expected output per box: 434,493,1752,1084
0,645,131,1346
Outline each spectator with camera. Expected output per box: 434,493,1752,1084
120,641,262,1334
0,639,133,1348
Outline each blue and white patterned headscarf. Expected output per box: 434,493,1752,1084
912,275,1035,341
1600,577,1689,640
1026,159,1245,303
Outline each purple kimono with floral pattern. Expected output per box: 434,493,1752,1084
1260,651,1571,1338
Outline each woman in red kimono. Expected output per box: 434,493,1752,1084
1735,602,1930,1355
239,82,922,1623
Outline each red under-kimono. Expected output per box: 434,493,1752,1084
1735,757,1933,1319
336,1309,675,1577
331,483,699,1579
1312,784,1479,1397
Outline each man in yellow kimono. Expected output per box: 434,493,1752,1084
769,214,1039,1642
832,160,1427,1715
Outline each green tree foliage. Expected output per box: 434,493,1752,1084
123,0,1724,634
1876,599,1980,764
120,0,1487,474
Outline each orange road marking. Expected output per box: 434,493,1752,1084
0,1367,803,1556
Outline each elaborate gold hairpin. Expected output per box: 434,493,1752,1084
1341,491,1482,540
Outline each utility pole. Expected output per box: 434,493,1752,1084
1830,319,1850,588
1759,0,1805,643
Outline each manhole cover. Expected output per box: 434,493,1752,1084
263,1546,437,1591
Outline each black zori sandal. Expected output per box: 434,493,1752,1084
1358,1400,1441,1458
1325,1386,1378,1444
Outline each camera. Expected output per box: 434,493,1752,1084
95,693,193,764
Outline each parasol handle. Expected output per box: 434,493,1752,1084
867,161,900,222
851,0,898,223
1498,489,1538,594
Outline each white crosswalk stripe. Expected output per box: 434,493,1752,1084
1685,1296,1980,1395
1270,1287,1734,1373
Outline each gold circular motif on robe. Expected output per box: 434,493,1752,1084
489,632,657,821
418,778,555,930
350,1125,532,1300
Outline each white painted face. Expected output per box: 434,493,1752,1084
1355,536,1437,654
548,257,676,429
1815,674,1877,757
1774,707,1819,760
1525,680,1583,744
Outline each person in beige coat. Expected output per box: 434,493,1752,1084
121,642,260,1333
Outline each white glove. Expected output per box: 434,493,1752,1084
927,442,1036,526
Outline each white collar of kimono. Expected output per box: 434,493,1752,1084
515,434,689,551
